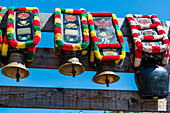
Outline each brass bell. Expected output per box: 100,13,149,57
92,61,120,87
58,57,85,77
1,53,29,82
93,71,119,87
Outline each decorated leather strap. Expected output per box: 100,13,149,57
0,6,7,51
126,14,169,67
87,12,126,63
3,7,41,62
54,8,90,55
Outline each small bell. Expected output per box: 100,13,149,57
58,57,85,77
93,71,119,87
92,61,120,87
1,53,29,81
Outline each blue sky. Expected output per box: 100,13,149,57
0,0,170,113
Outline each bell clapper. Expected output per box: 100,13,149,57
16,67,20,82
105,75,110,87
72,64,76,77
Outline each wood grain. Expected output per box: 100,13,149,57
0,86,169,112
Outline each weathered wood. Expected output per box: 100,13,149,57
26,48,170,74
0,13,170,38
26,48,133,72
0,86,169,112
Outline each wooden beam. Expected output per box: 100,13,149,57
26,48,170,74
0,12,170,37
0,86,169,112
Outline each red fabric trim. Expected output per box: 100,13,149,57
135,49,142,58
0,6,3,10
8,39,17,48
136,25,141,29
142,15,150,18
92,36,98,43
113,20,118,25
0,35,2,44
163,39,169,45
118,36,124,43
133,15,136,18
73,9,81,14
33,20,40,26
130,25,138,30
158,30,166,34
91,12,112,17
8,10,14,15
155,22,162,26
33,36,40,45
55,14,61,19
136,41,143,51
143,35,154,40
3,35,8,44
88,20,94,25
18,7,26,11
54,27,61,34
84,35,90,42
132,33,139,37
28,46,36,52
80,9,86,14
0,12,3,17
127,17,135,21
62,44,73,51
102,55,120,60
151,15,158,18
163,49,169,57
97,43,121,48
32,9,39,14
150,24,157,29
7,22,14,29
81,20,88,25
152,46,160,53
166,49,169,57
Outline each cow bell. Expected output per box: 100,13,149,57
58,57,85,77
135,65,169,99
92,61,120,87
1,53,29,82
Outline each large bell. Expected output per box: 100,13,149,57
58,57,85,77
135,65,169,99
93,61,120,87
1,53,29,82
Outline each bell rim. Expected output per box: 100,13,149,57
58,62,85,76
92,71,120,84
1,62,29,79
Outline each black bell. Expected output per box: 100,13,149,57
135,65,169,99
